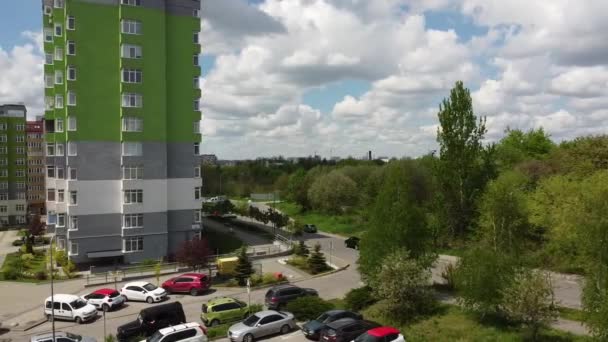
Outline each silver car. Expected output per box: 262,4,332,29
30,331,97,342
228,310,297,342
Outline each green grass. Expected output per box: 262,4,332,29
558,307,585,322
0,250,48,282
327,298,346,309
273,202,367,237
204,229,244,255
207,323,230,340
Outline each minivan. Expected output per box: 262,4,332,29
44,294,98,324
117,301,187,341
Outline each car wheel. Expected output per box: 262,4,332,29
244,333,254,342
146,297,154,304
210,319,220,327
280,324,291,334
75,316,82,324
102,304,110,312
190,288,198,296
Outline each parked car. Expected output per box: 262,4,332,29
227,310,297,342
30,332,97,342
320,319,380,342
162,273,211,296
82,288,125,312
344,237,360,250
264,284,318,310
44,294,98,324
117,302,186,341
303,224,318,233
352,327,405,342
120,281,167,303
201,297,250,327
302,310,362,340
141,322,208,342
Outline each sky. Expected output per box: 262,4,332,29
1,1,607,159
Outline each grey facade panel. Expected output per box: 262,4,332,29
124,234,168,263
67,213,122,238
68,235,123,264
78,0,119,5
68,142,121,180
165,0,200,16
167,230,199,256
167,209,196,232
167,142,199,178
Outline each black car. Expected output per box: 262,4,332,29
320,318,380,342
302,310,363,340
265,284,318,310
303,224,318,233
116,302,186,341
345,237,360,250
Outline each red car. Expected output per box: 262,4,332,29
161,273,210,296
353,327,405,342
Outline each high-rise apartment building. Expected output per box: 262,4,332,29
0,104,28,226
42,0,203,264
27,118,46,216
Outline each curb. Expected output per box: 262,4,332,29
8,318,47,332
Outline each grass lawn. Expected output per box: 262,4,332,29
273,202,367,237
0,250,47,282
204,229,244,255
558,307,585,322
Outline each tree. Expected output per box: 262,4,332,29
24,215,45,254
436,81,488,237
286,169,310,209
202,200,235,217
372,249,436,322
234,246,254,286
307,243,329,274
308,170,358,213
495,128,554,168
358,161,433,279
501,270,557,341
294,240,310,257
175,238,211,271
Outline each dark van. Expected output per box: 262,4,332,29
116,302,186,341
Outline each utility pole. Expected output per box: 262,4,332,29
49,235,56,341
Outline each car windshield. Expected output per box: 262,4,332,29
143,283,157,291
355,333,378,342
65,333,83,341
146,330,164,342
316,313,330,322
109,291,120,298
70,299,87,309
243,314,260,327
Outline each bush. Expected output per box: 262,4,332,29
440,263,457,291
54,249,68,267
62,260,77,279
21,253,34,264
207,325,229,339
250,274,263,286
12,239,23,246
287,256,308,270
344,286,376,311
249,303,264,314
286,296,334,321
2,267,20,280
35,271,48,280
140,258,157,267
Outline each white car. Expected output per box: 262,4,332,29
120,281,167,304
44,294,98,324
141,322,208,342
81,288,125,311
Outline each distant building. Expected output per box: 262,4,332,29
201,154,218,165
0,104,28,226
27,119,45,216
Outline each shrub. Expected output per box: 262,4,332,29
249,303,264,314
287,256,308,270
344,286,376,311
12,239,23,246
286,296,334,321
21,253,34,264
207,325,229,339
2,267,20,280
54,249,68,267
440,263,457,291
308,243,331,274
225,279,239,287
250,274,263,286
262,272,284,285
140,258,157,267
35,271,48,281
104,335,116,342
62,260,77,279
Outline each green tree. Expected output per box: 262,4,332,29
294,240,310,257
154,262,162,286
24,215,45,254
358,161,432,279
307,243,329,274
495,128,555,168
307,170,357,213
436,81,488,238
235,246,254,286
373,249,436,321
286,169,310,209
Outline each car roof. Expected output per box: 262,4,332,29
326,318,357,329
253,310,283,318
367,327,400,337
208,297,239,306
158,322,201,335
271,284,298,290
32,332,70,339
180,273,207,278
93,288,118,295
125,281,151,287
45,294,79,302
326,310,348,315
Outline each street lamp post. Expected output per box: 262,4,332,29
48,235,56,341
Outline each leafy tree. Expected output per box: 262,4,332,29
286,169,310,209
307,243,330,274
495,128,555,168
372,249,436,321
202,200,235,217
358,161,433,279
501,270,557,341
24,215,45,254
62,259,76,279
308,170,358,214
436,81,488,238
175,238,211,271
344,286,376,311
552,135,608,175
234,246,254,286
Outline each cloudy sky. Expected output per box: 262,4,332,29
1,1,607,159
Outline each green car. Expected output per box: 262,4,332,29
201,297,250,327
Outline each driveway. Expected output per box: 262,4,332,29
0,229,19,269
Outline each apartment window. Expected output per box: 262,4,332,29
55,47,63,61
67,66,76,81
121,20,142,35
68,91,76,106
57,167,65,179
122,142,142,156
69,216,78,230
55,95,64,109
68,142,77,156
193,77,199,88
67,116,77,131
54,23,63,37
193,54,199,66
193,32,199,43
69,167,77,180
16,124,24,131
56,119,64,132
194,210,201,223
47,166,55,178
194,166,201,178
70,242,78,256
16,135,25,143
69,191,77,205
123,165,143,180
55,70,63,84
44,28,53,42
194,99,200,111
57,213,65,227
123,213,143,228
67,16,75,30
121,44,142,59
16,170,25,177
56,143,65,156
0,159,6,166
121,93,142,108
16,182,25,190
0,194,7,200
122,117,143,132
16,158,25,165
0,182,7,190
122,69,142,83
45,96,54,110
67,41,75,55
0,124,5,131
16,216,26,224
121,0,141,6
44,6,52,15
194,142,200,155
0,135,5,143
16,204,25,212
193,121,200,134
193,9,200,18
0,206,6,213
195,187,202,200
124,236,143,252
17,192,26,200
54,0,64,8
57,189,65,202
124,189,143,204
45,74,54,88
45,53,53,65
46,189,55,202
